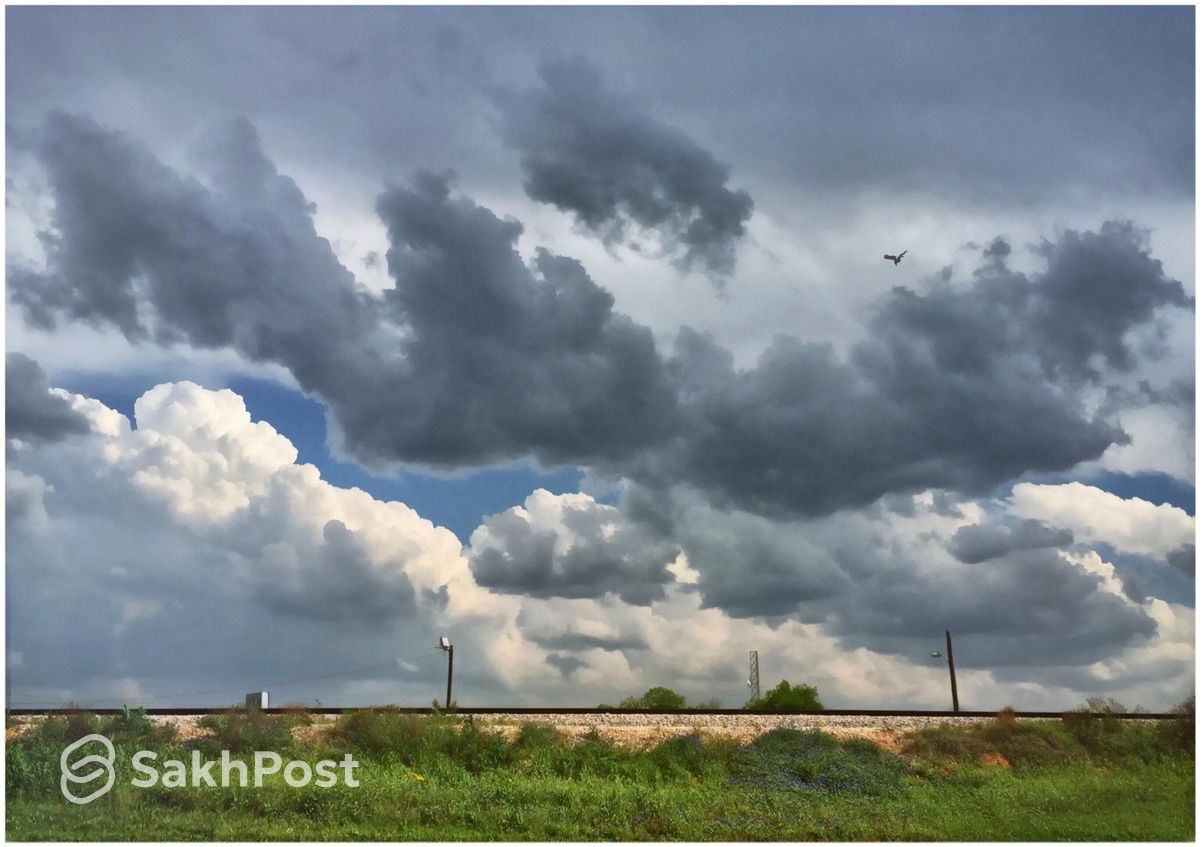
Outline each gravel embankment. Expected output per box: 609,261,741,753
7,711,1002,751
468,712,997,751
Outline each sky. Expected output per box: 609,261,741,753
4,5,1196,711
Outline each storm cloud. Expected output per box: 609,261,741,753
256,519,418,624
5,353,90,442
526,630,648,653
494,57,754,276
369,172,680,467
823,545,1159,668
468,491,679,605
3,6,1194,713
948,519,1074,564
8,114,1191,521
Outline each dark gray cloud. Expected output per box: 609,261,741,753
9,115,1191,522
527,630,648,652
9,114,678,473
6,353,90,442
1167,544,1195,578
369,172,680,467
823,547,1157,668
8,7,1190,205
8,112,388,389
633,223,1189,517
494,57,753,276
593,484,1162,668
949,518,1074,564
1085,545,1194,608
5,7,1193,711
256,519,417,624
545,652,587,678
469,498,678,605
1027,225,1192,380
676,511,851,620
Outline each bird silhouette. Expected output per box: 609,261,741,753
883,250,908,266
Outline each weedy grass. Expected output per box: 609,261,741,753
6,709,1194,841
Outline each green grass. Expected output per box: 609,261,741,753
7,711,1194,841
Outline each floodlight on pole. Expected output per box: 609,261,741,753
438,636,454,709
929,632,959,712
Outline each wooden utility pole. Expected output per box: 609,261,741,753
945,630,959,713
445,644,454,709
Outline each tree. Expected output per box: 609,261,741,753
745,680,823,712
615,686,688,710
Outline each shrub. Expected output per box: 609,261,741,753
977,719,1082,767
902,723,989,763
332,710,512,774
745,680,823,712
101,705,177,746
535,729,646,780
193,709,301,754
618,687,688,710
442,716,513,773
731,728,907,794
6,733,63,796
332,708,446,763
648,733,713,778
1159,696,1195,753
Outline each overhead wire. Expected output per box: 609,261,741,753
6,650,443,707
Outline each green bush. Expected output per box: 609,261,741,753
618,686,688,710
101,705,178,746
648,733,711,777
1063,697,1194,763
5,734,62,797
193,709,303,754
510,722,562,752
1159,696,1195,753
731,728,907,794
6,710,173,797
332,708,435,762
332,710,512,774
441,716,514,773
745,680,823,712
902,723,990,763
905,719,1083,769
977,720,1082,767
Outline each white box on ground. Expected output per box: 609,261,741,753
245,691,269,710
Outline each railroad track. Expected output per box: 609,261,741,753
5,706,1177,719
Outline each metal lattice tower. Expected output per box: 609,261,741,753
748,650,760,702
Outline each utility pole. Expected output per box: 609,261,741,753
748,650,761,703
945,630,959,713
439,636,454,709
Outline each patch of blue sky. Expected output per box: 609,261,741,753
996,468,1194,516
57,372,585,543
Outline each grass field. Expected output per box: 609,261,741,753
7,708,1195,841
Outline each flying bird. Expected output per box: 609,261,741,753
883,250,908,266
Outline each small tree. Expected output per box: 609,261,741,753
618,686,688,710
746,680,823,712
614,681,691,710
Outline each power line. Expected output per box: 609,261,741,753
7,651,442,707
